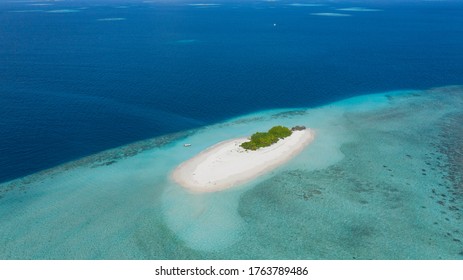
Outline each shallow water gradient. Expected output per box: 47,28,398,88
0,86,462,259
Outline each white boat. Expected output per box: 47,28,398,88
183,144,192,147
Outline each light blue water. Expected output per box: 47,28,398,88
1,86,462,259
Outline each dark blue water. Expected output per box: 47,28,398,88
1,0,463,183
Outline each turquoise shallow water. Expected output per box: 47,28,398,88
0,86,462,259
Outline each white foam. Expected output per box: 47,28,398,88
287,3,324,7
337,7,382,12
311,12,351,17
46,9,80,13
97,18,126,21
188,4,221,7
27,3,53,6
9,9,43,13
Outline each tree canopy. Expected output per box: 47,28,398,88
240,126,292,150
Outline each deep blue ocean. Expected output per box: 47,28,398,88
1,0,463,183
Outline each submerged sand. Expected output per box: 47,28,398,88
171,129,315,192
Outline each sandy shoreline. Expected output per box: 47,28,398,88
171,129,315,192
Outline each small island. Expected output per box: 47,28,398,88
171,125,315,192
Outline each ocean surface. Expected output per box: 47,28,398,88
0,0,463,259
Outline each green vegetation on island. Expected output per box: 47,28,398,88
240,125,293,150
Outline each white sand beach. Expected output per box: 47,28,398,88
171,129,315,192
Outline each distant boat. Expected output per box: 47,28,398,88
183,144,192,147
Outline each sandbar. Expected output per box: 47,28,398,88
171,129,315,192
